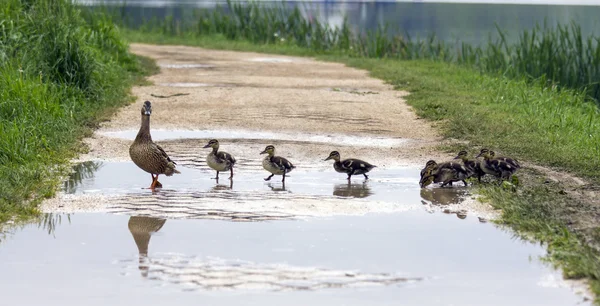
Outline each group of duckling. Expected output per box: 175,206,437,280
129,101,519,190
419,149,521,188
128,101,376,190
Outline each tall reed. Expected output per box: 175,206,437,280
104,0,600,103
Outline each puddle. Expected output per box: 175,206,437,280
53,161,431,220
3,146,591,304
98,129,407,147
0,212,589,305
158,63,215,69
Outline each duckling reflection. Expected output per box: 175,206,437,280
420,187,467,205
333,182,373,198
267,182,288,192
212,178,233,190
128,216,166,278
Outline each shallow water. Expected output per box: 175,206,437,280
98,129,407,147
0,211,588,305
1,136,591,304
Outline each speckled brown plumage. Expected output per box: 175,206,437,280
129,101,180,189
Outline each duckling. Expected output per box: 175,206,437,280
419,160,436,188
260,145,295,182
453,150,484,182
324,151,376,180
476,149,519,180
203,139,236,180
129,101,180,190
419,160,469,188
490,150,521,169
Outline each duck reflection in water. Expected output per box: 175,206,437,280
128,216,166,278
333,182,373,198
212,178,233,190
267,182,289,192
420,187,467,206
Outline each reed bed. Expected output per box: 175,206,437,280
105,0,600,104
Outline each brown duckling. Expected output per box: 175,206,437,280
476,149,519,180
203,139,236,180
419,160,469,188
324,151,376,180
260,145,295,182
129,101,180,190
454,150,484,182
490,150,521,169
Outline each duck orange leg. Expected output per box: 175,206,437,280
148,174,163,189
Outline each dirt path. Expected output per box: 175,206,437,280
83,43,445,165
41,43,497,220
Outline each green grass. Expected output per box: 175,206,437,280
0,0,155,223
120,31,600,302
124,31,600,183
104,1,600,103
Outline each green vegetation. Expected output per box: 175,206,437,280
0,0,154,223
108,1,600,300
108,0,600,103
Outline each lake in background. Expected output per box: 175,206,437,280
82,0,600,45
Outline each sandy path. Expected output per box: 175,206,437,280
41,43,498,220
82,43,445,166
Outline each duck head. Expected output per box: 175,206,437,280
141,101,152,116
476,148,491,159
203,139,219,149
324,151,341,161
260,145,275,155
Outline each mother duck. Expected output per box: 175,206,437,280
129,101,180,190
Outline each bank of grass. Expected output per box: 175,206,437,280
0,0,156,223
107,1,600,103
121,31,600,300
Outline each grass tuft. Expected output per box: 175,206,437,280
0,0,153,223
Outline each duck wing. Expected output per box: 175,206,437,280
271,156,295,171
156,143,176,165
216,151,236,165
344,159,376,170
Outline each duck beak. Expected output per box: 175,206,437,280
324,156,332,161
203,144,211,148
259,150,267,155
453,155,460,160
475,153,482,158
143,108,151,116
